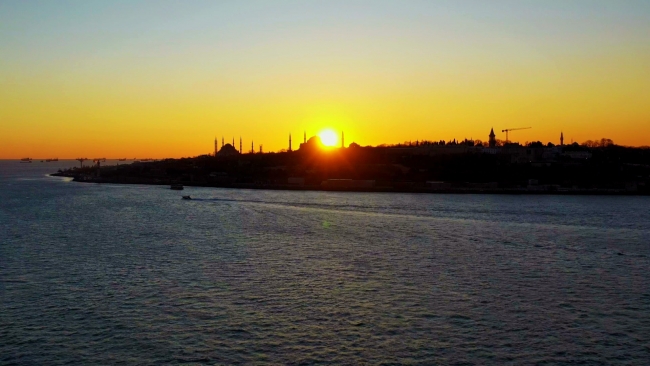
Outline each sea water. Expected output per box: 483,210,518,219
1,160,649,364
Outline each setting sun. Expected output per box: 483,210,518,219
319,129,338,147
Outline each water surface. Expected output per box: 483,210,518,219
1,161,649,364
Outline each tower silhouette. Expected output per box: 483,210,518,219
289,134,292,152
304,131,306,144
240,137,242,153
489,128,496,148
341,131,344,148
214,137,218,156
560,132,564,146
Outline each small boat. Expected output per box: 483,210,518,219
170,184,184,190
118,158,126,161
20,158,32,163
182,195,192,200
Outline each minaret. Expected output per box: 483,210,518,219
222,137,224,148
214,137,218,156
232,137,234,146
489,128,496,148
289,134,292,152
341,131,344,148
251,140,254,153
304,131,306,144
560,132,564,146
240,137,242,153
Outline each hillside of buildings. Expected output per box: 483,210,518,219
53,136,650,195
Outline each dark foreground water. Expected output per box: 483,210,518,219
1,161,649,365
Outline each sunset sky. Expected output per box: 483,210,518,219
1,1,649,158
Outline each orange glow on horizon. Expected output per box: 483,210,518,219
1,2,649,159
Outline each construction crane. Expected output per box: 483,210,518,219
93,158,106,176
76,158,88,168
501,127,531,144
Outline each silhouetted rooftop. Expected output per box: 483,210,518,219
217,144,239,157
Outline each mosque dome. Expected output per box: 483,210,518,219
217,143,240,157
299,136,324,151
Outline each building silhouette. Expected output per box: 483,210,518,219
216,143,239,157
489,128,497,147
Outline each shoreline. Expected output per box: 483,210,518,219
49,173,648,196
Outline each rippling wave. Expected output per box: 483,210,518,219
1,161,649,364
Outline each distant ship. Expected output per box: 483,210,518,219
20,158,32,163
118,158,127,161
45,158,58,162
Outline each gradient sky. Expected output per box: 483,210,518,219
1,0,649,158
